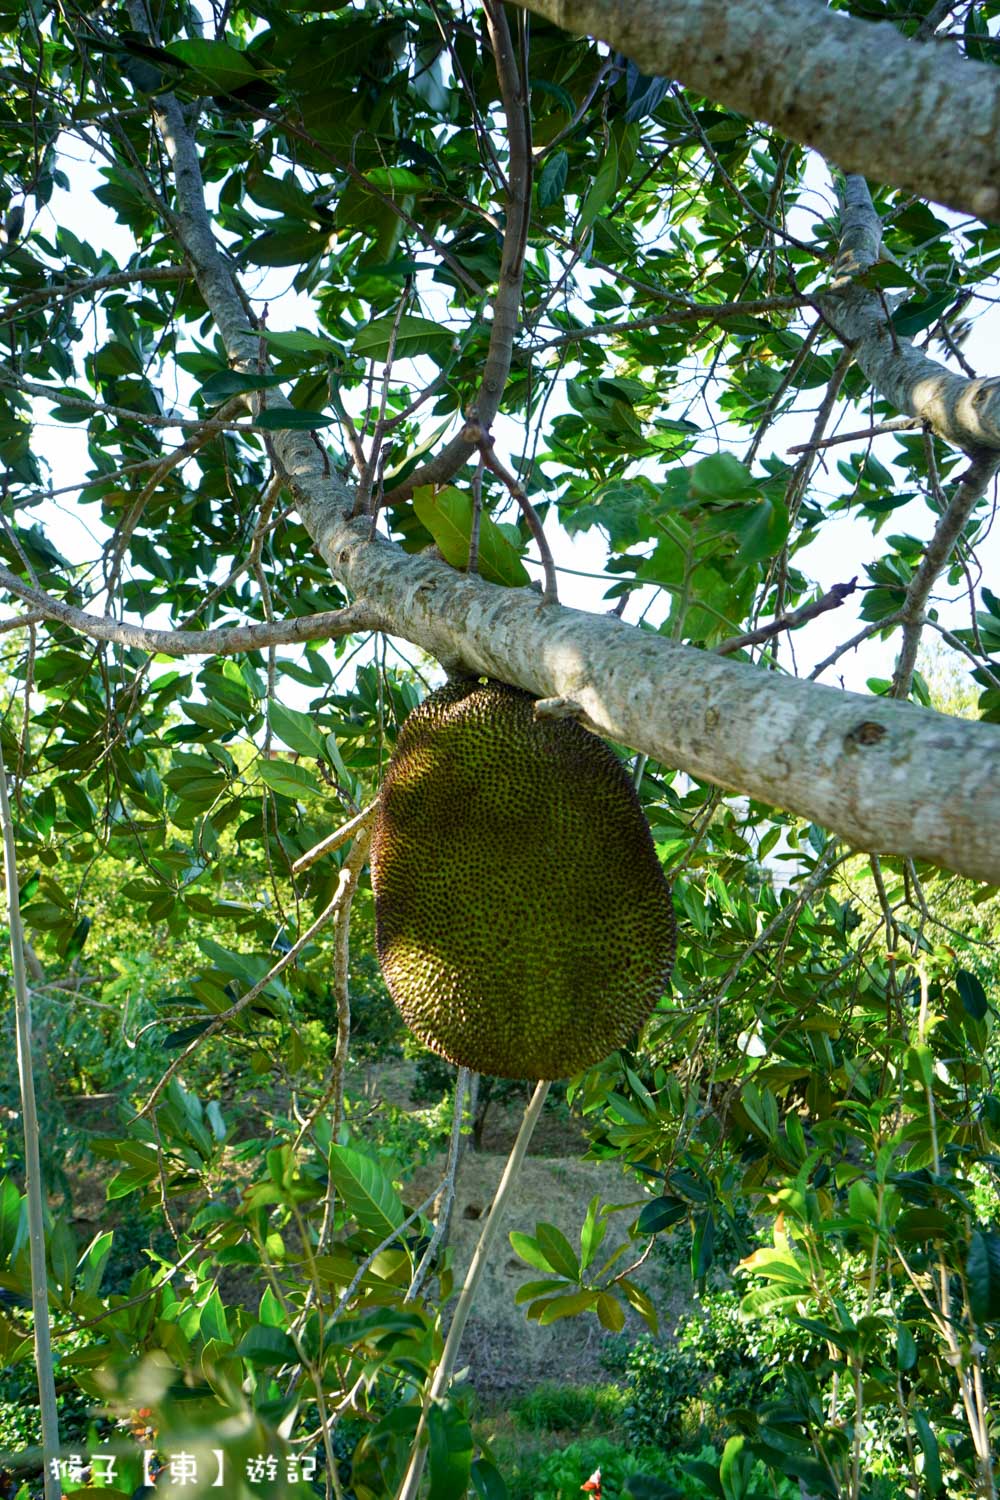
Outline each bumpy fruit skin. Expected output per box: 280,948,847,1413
370,678,675,1079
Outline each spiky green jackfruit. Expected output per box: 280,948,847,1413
370,678,675,1079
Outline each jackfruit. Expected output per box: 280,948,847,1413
370,678,675,1079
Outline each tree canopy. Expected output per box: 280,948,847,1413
0,1,999,1498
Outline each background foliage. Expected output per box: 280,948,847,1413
0,0,998,1497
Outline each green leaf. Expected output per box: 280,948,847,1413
254,407,335,430
596,1290,625,1331
471,1458,509,1500
719,1435,751,1500
328,1144,404,1240
200,1286,231,1344
912,1410,943,1495
537,150,568,209
167,37,260,92
267,702,326,759
258,759,322,799
62,915,91,963
727,497,790,565
691,1210,715,1282
689,453,757,502
896,1321,917,1371
890,292,954,338
352,313,453,362
509,1230,558,1274
413,485,530,588
536,1289,598,1324
579,1195,608,1270
956,968,989,1021
106,1163,159,1200
637,1195,687,1234
967,1230,1000,1323
578,134,619,234
33,789,56,837
198,369,285,402
77,1229,113,1297
48,1218,76,1294
623,1478,681,1500
0,1178,23,1262
427,1403,473,1500
235,1324,298,1366
535,1222,580,1281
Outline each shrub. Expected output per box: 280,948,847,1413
621,1339,703,1448
509,1381,626,1434
502,1436,796,1500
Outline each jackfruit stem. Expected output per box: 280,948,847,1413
395,1078,551,1500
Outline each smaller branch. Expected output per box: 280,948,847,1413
2,263,187,322
291,804,378,875
356,282,413,517
467,453,485,578
924,618,1000,693
407,1068,471,1303
890,449,999,698
462,417,558,603
0,371,290,436
808,614,903,681
535,59,614,159
787,417,922,455
334,1189,440,1320
714,580,857,657
329,829,370,1148
0,611,44,634
539,296,809,350
0,563,380,655
383,0,532,503
103,397,245,603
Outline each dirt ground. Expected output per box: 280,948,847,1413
404,1146,684,1398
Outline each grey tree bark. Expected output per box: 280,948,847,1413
112,10,1000,889
506,0,1000,221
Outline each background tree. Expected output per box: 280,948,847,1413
0,1,999,1498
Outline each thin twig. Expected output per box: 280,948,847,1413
291,804,378,875
407,1068,471,1301
356,280,413,516
137,845,370,1118
786,417,921,455
809,614,904,681
383,0,532,503
539,295,810,351
715,580,857,656
462,417,558,602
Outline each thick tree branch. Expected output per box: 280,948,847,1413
0,564,380,655
819,175,1000,456
147,34,1000,886
505,0,1000,222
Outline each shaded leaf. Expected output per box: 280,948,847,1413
413,485,530,588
